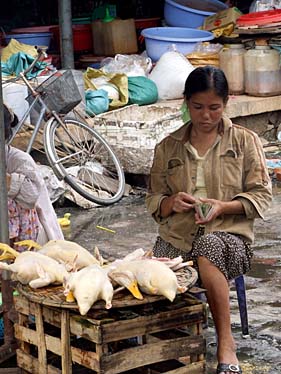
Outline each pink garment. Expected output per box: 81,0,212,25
8,198,40,251
6,145,64,245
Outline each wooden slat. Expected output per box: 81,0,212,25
18,312,31,354
14,324,100,371
150,361,205,374
61,310,72,374
101,310,204,343
101,336,205,374
14,296,101,343
69,345,100,371
169,361,205,374
16,349,61,374
35,303,48,374
69,315,101,343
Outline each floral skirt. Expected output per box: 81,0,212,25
153,229,253,281
8,198,40,251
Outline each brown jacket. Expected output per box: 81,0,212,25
146,116,272,252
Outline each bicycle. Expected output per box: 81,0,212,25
3,49,125,205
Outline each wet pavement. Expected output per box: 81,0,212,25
55,185,281,374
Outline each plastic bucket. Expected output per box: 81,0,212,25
5,32,52,48
11,25,57,33
141,27,214,61
51,24,93,52
164,0,228,28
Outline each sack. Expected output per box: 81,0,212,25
149,51,194,100
85,89,109,116
128,76,158,105
83,67,128,110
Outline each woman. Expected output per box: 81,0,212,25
146,66,272,374
4,104,64,248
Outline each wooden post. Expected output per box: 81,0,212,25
34,304,47,374
61,309,72,374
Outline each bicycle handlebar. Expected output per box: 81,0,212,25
21,47,46,77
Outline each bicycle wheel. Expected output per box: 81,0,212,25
44,117,125,205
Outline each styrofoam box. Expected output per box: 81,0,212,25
2,82,30,123
92,104,184,174
93,104,183,149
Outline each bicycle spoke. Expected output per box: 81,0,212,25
44,118,125,204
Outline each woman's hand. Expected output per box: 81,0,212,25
194,197,245,225
160,192,196,218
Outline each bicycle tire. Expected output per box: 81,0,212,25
44,117,125,205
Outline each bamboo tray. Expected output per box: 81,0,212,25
16,266,198,310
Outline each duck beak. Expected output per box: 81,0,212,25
65,291,75,303
127,281,143,300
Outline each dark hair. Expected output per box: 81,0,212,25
3,104,18,142
184,66,229,103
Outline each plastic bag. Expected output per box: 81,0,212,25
37,164,65,203
1,38,38,62
186,42,223,67
149,51,194,100
128,76,158,105
1,51,47,78
249,0,281,12
85,89,109,116
100,54,153,77
83,67,128,110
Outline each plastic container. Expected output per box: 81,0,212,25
72,17,91,24
219,44,245,95
237,9,281,27
135,17,161,29
11,25,57,33
5,32,52,48
244,45,281,97
2,82,30,123
51,24,93,52
141,27,214,61
164,0,228,28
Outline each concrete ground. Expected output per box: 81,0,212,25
54,183,281,374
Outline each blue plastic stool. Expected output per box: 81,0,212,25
194,275,249,337
235,275,249,337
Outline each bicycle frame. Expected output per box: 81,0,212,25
4,50,125,204
7,73,80,159
8,73,49,154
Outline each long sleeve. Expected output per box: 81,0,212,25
146,142,172,224
6,146,43,209
233,132,272,219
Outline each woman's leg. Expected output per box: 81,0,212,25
198,256,238,373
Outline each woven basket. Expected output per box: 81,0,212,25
33,70,82,114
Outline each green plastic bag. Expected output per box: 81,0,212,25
128,76,158,106
85,89,109,116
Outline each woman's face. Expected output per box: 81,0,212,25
186,89,227,133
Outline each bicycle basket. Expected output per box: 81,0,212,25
35,70,82,114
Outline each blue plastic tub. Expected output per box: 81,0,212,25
5,32,52,48
141,27,214,61
164,0,228,28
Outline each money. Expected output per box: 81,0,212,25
194,202,213,220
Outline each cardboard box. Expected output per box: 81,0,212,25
203,7,242,31
91,18,138,56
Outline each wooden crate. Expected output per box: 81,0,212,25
14,291,206,374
